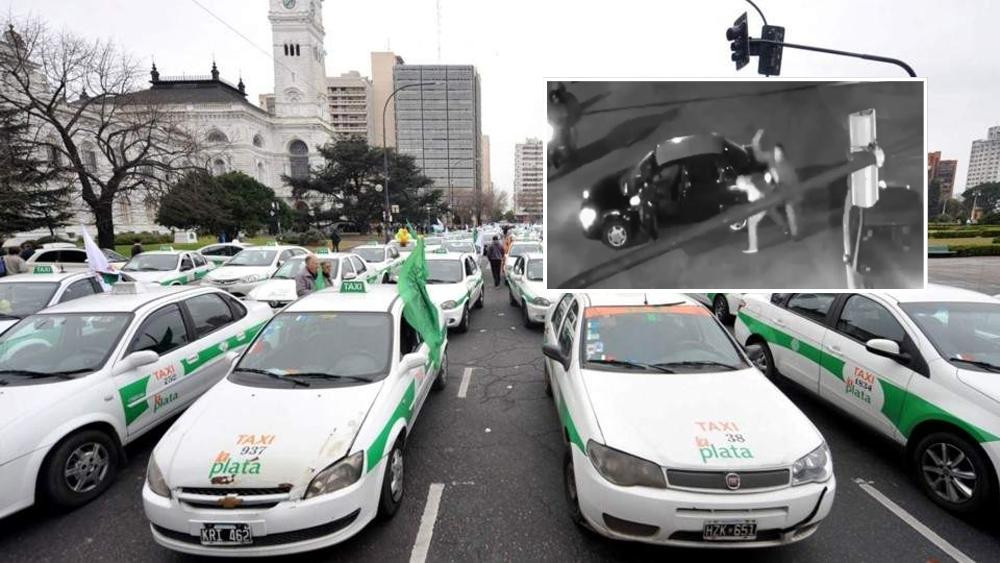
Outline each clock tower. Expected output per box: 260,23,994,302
268,0,328,120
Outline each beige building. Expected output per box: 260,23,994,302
327,71,373,141
371,51,404,148
481,134,493,194
514,138,543,220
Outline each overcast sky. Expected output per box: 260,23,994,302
4,0,995,197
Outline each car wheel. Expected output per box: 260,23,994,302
377,435,405,519
602,218,630,249
748,340,777,380
457,306,470,333
509,287,517,306
475,287,484,309
41,429,120,509
729,219,748,231
432,351,448,391
564,448,589,529
913,431,995,515
522,303,532,328
382,272,390,284
713,295,733,324
544,363,553,397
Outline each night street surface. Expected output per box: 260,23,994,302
1,287,997,562
546,81,924,289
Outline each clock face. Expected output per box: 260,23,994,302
282,0,296,9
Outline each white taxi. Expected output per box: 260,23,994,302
735,288,1000,514
425,250,484,333
351,244,405,283
197,242,248,267
503,241,543,284
121,250,214,286
0,270,113,335
246,253,376,309
0,283,272,520
507,252,557,327
542,293,834,547
692,293,743,324
143,282,449,556
201,245,309,297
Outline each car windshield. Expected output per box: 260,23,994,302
228,249,277,266
230,312,392,387
0,282,60,319
426,260,463,283
0,313,131,385
273,259,337,280
123,254,178,272
446,243,474,254
354,248,385,263
901,301,1000,373
526,260,544,281
509,243,542,257
581,304,747,372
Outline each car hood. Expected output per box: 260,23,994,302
207,265,273,281
581,367,823,469
122,270,171,283
247,279,297,302
426,283,468,305
0,377,94,459
155,378,383,490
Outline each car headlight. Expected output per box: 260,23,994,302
146,456,171,498
531,296,550,306
629,195,641,207
304,451,364,498
582,189,590,199
441,300,459,310
586,440,666,488
791,443,832,486
579,207,597,229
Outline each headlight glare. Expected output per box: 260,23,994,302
146,456,171,498
579,207,597,229
791,443,832,485
304,451,364,498
629,195,641,207
586,440,666,488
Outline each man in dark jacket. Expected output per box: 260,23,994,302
131,240,144,257
330,226,342,252
486,235,505,287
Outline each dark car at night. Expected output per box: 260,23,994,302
578,133,767,248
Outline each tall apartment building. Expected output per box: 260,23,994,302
927,150,958,203
967,126,1000,190
327,71,372,141
393,64,482,212
481,134,493,194
371,51,404,148
514,138,543,220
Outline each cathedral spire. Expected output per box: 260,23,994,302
237,74,246,94
150,62,160,83
210,60,219,81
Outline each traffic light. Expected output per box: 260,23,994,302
758,24,785,76
726,12,750,70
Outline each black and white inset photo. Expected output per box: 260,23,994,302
546,80,926,289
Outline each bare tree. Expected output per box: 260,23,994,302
0,20,201,247
481,187,509,222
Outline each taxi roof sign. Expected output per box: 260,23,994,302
33,265,55,274
340,280,366,293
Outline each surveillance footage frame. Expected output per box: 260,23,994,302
544,78,927,291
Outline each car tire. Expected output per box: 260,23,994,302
377,435,405,519
41,429,120,509
713,295,733,324
912,431,996,515
749,340,777,380
522,303,532,328
457,306,470,333
509,287,517,306
474,287,484,309
544,363,553,397
564,447,589,530
601,218,630,249
432,351,448,391
382,272,390,284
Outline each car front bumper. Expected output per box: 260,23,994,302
525,300,550,323
441,305,465,328
573,447,834,548
143,461,384,557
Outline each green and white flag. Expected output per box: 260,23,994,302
397,237,444,370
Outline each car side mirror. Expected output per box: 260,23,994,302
542,343,570,371
399,351,429,373
343,272,357,281
865,338,910,365
113,350,159,376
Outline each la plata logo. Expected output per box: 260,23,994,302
209,450,261,479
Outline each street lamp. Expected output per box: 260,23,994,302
382,81,438,229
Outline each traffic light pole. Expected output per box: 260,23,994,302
750,38,916,77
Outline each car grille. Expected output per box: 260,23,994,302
180,487,291,496
666,469,790,491
176,486,293,510
152,509,361,548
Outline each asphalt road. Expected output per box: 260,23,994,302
929,256,1000,296
546,81,924,289
1,287,998,562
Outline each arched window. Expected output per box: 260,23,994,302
256,161,265,182
207,130,228,144
212,158,227,176
289,140,309,179
252,134,264,148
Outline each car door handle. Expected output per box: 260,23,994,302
186,353,200,363
825,344,841,353
773,318,786,326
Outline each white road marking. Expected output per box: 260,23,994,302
457,367,475,398
853,479,974,563
410,483,445,563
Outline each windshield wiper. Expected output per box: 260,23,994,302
233,368,309,387
292,372,373,383
0,313,20,320
588,359,675,373
654,360,742,371
0,368,90,379
949,357,1000,373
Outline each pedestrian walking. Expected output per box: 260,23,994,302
131,240,144,257
295,255,322,297
329,226,342,252
486,236,505,287
751,130,800,239
3,247,27,275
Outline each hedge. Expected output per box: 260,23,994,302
114,231,174,246
277,229,329,246
929,229,1000,239
946,244,1000,257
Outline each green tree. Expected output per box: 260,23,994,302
502,210,516,222
157,171,278,241
961,183,1000,220
285,137,447,232
0,104,74,237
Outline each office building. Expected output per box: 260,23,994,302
482,134,492,195
371,51,404,148
327,71,373,141
514,138,543,220
967,126,1000,190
